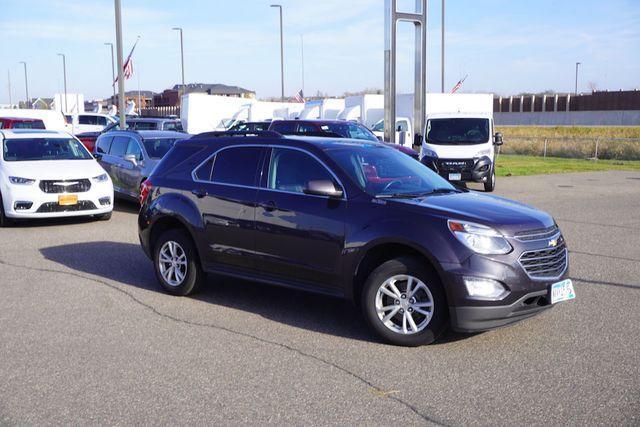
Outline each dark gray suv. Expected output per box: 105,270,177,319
94,130,188,201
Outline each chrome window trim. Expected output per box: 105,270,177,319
191,143,348,200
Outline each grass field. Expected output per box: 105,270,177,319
496,126,640,139
495,154,640,177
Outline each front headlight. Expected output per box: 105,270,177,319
92,173,109,183
474,148,491,158
9,176,36,185
448,220,512,255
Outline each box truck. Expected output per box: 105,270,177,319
371,93,414,147
180,93,249,134
228,101,304,128
298,98,345,120
418,93,502,192
337,94,384,128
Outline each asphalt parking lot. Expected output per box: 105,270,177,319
0,170,638,425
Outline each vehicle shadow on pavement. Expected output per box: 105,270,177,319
39,241,377,343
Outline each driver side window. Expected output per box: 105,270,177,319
126,139,143,161
267,148,336,194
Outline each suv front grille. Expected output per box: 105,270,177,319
519,243,568,279
515,225,559,241
40,179,91,194
437,159,474,171
36,201,97,213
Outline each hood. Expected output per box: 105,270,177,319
393,191,554,235
3,159,106,180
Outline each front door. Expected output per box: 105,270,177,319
254,147,346,290
119,137,144,198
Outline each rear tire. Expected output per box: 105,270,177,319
153,229,204,296
484,167,496,192
361,257,448,346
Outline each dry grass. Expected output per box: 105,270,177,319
496,126,640,139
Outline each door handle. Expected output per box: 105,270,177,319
259,201,276,212
191,188,207,198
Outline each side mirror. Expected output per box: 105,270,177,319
93,153,102,160
494,132,503,146
124,154,138,166
303,180,343,199
413,133,423,147
396,125,402,132
376,135,383,142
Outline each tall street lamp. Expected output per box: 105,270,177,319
104,42,116,105
172,27,185,94
271,4,284,101
574,62,581,95
441,0,445,93
57,53,68,114
19,61,29,108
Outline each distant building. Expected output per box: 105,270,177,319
153,83,255,108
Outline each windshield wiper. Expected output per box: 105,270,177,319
426,187,461,195
375,191,433,199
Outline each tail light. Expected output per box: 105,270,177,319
140,179,153,205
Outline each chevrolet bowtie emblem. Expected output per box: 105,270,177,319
548,239,558,247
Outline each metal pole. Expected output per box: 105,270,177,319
7,70,11,106
543,138,547,158
271,5,284,101
19,62,29,108
301,34,305,95
105,43,116,105
574,62,580,95
172,28,185,89
58,54,68,114
441,0,445,93
114,0,126,129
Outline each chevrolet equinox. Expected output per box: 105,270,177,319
138,131,575,346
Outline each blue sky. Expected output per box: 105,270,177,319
1,0,639,103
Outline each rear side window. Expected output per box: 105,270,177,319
163,121,182,131
194,157,214,181
270,121,297,134
130,121,157,130
12,120,46,129
96,136,113,154
79,115,98,125
109,136,129,157
210,147,263,186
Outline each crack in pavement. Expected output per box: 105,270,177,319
568,250,640,263
0,258,448,426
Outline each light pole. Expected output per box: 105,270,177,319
57,54,68,114
271,4,284,101
114,0,126,129
19,61,29,108
7,69,11,107
574,62,581,95
104,42,115,105
172,27,185,94
441,0,445,93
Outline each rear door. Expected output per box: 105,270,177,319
192,145,266,273
254,147,346,290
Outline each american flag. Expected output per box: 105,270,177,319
451,74,468,93
114,37,139,84
293,89,304,103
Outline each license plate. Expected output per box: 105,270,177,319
448,173,462,181
550,279,576,304
58,195,78,206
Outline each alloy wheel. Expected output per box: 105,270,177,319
375,274,434,335
158,241,188,287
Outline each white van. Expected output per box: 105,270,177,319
418,94,503,192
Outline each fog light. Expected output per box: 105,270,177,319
99,197,111,206
14,201,33,211
463,277,509,300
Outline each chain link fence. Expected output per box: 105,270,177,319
500,136,640,161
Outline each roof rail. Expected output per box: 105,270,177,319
192,130,283,139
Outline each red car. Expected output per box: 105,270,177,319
0,117,46,130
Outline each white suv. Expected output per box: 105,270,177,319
0,129,114,226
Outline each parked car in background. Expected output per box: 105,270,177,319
71,113,117,134
94,130,189,201
0,129,113,226
0,108,68,132
0,117,46,130
228,121,270,132
76,117,185,153
138,133,573,346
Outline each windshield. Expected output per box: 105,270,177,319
142,138,183,159
426,118,489,145
320,123,378,142
326,144,456,197
372,120,384,132
3,138,92,161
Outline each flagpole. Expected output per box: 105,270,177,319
137,64,141,115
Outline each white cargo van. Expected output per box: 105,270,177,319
418,93,502,192
337,94,384,128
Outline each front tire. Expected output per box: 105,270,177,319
153,229,204,296
484,167,496,192
361,257,448,346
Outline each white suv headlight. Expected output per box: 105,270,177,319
9,176,36,185
92,173,109,183
448,220,512,255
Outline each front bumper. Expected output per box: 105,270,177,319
422,155,493,183
2,181,114,219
